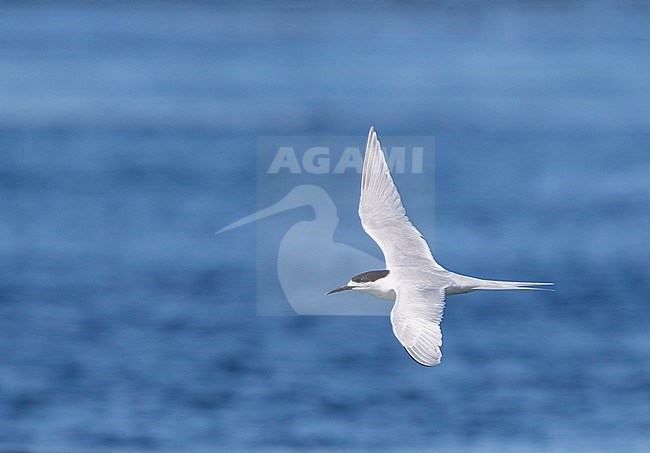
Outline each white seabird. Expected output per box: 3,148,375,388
326,127,553,366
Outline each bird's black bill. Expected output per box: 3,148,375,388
325,285,352,296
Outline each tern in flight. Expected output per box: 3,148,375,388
326,127,553,366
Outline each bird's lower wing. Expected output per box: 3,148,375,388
359,127,443,270
390,287,446,366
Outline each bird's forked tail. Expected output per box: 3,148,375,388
470,279,554,291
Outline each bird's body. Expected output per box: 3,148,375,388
326,127,552,366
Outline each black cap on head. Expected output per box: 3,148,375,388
351,270,389,283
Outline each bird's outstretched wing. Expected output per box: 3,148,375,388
391,287,446,366
359,127,443,270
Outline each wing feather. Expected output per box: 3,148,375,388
390,287,446,366
359,127,443,270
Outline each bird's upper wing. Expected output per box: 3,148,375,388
391,286,446,366
359,127,443,270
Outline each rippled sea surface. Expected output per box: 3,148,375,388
1,2,649,451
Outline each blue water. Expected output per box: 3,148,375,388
1,2,649,451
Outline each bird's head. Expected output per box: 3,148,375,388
325,270,394,300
